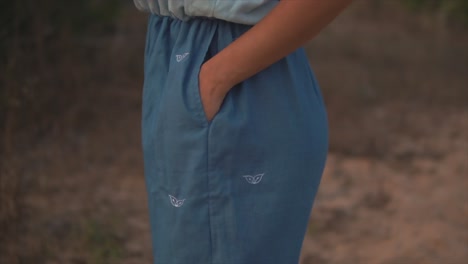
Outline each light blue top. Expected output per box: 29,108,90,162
133,0,279,25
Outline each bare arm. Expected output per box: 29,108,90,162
199,0,353,120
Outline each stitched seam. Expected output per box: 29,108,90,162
206,22,219,264
206,122,214,264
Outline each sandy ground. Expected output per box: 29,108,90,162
301,106,468,264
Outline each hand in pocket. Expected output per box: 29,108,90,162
198,62,230,122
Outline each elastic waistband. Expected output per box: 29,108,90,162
135,0,277,25
148,13,254,37
154,13,216,21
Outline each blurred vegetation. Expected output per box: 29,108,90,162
0,0,122,149
81,218,124,264
0,0,121,133
402,0,468,24
0,0,123,254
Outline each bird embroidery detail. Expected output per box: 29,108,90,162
242,173,264,184
175,52,189,62
169,195,185,207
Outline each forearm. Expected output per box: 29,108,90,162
203,0,353,95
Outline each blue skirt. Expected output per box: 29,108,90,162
141,14,329,264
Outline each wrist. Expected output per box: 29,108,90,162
200,54,238,96
199,60,231,100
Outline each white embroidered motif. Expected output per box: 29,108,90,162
169,195,185,207
242,173,264,184
175,52,190,62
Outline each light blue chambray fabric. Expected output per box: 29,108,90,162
134,0,279,25
141,14,329,264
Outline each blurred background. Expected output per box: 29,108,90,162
1,0,467,263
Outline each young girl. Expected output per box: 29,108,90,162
135,0,352,263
